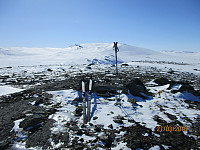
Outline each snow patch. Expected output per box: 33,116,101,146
0,85,24,96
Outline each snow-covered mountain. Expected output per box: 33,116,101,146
0,43,157,66
1,43,199,75
1,43,198,67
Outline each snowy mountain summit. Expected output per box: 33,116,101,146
0,43,168,67
1,43,199,74
0,43,199,69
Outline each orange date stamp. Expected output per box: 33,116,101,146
156,126,187,132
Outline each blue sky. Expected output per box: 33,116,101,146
0,0,199,51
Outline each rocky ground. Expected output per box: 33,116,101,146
0,64,200,150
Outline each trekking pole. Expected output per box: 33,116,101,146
113,42,120,101
87,77,92,122
82,80,87,124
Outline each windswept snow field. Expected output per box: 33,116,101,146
0,43,199,149
0,43,199,73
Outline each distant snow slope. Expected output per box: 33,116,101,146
0,43,199,72
0,85,24,96
162,50,200,63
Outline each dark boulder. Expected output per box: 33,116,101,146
178,84,200,96
99,131,116,148
35,98,44,106
85,66,92,70
123,78,151,98
84,129,93,136
108,124,113,129
88,63,95,66
170,82,200,96
113,115,125,124
167,70,175,74
167,81,181,90
47,68,53,72
121,63,129,67
153,115,167,125
179,84,194,92
19,114,47,131
95,86,116,97
76,129,83,135
113,119,123,124
89,123,94,126
128,98,137,105
154,78,169,85
25,119,56,149
94,124,103,132
93,116,98,120
74,106,83,116
164,112,177,121
185,100,200,110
